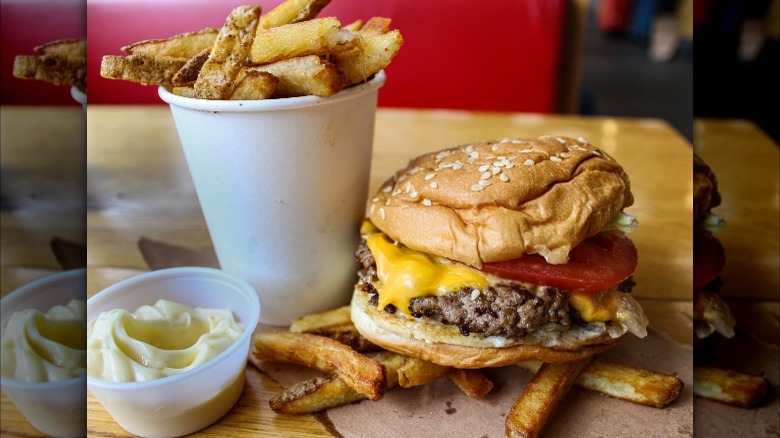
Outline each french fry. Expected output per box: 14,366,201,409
343,19,364,32
246,55,344,97
248,17,361,65
693,365,769,408
100,54,186,86
172,86,195,98
334,30,403,86
34,38,85,58
258,0,332,29
171,47,211,87
267,352,405,414
517,358,683,408
290,305,352,332
229,70,278,100
397,357,450,388
121,27,218,58
252,331,386,401
194,5,262,100
506,358,593,438
359,17,392,37
14,55,86,90
447,369,495,399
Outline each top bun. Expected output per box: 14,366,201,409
693,154,721,225
366,136,633,267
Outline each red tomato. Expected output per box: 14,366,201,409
481,232,638,293
693,230,725,290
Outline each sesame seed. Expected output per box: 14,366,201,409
465,145,474,153
478,179,490,187
560,152,571,158
380,208,386,219
372,197,380,202
492,161,503,167
382,186,392,193
491,166,501,175
481,171,492,180
467,157,476,164
524,159,534,166
577,146,588,151
521,149,534,153
512,139,525,144
499,173,509,182
471,184,484,191
369,204,375,214
469,151,479,159
577,137,588,143
422,198,432,206
478,164,490,172
505,162,515,169
385,199,390,205
470,289,481,300
425,173,436,180
453,161,464,170
392,188,401,196
592,150,602,156
550,156,562,162
556,137,567,144
410,190,418,199
430,181,438,189
405,182,412,193
491,144,500,151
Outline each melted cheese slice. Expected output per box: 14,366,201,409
365,233,488,315
363,222,617,322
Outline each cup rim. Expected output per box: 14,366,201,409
0,268,85,316
85,267,260,391
158,70,386,112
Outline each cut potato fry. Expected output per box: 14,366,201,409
506,358,592,438
34,38,85,58
693,365,769,408
359,17,392,37
195,5,262,100
121,27,218,58
248,17,361,65
171,47,211,87
335,29,403,86
343,19,364,32
518,358,683,408
14,55,86,89
397,357,450,388
100,54,187,86
290,305,352,332
229,70,278,100
447,369,495,399
246,55,344,97
267,352,405,414
259,0,332,29
172,86,195,98
252,331,386,401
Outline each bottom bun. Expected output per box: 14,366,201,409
351,288,616,368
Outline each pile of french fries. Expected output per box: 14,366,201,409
250,305,685,437
13,38,86,91
100,0,403,100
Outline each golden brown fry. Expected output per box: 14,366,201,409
121,27,218,58
447,369,495,399
171,47,211,87
268,352,405,414
172,86,195,98
343,19,364,32
14,55,86,90
290,306,352,332
359,17,391,37
693,365,769,408
248,17,361,65
397,357,450,388
246,55,344,97
517,358,683,408
252,331,386,401
34,38,86,58
100,54,186,86
195,5,262,100
229,70,277,100
258,0,332,29
506,358,593,438
334,29,403,86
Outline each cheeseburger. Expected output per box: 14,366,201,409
351,136,648,368
693,154,735,338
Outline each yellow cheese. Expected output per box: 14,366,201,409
365,233,488,315
568,290,618,322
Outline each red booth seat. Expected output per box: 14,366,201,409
87,0,566,112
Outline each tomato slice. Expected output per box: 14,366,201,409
693,229,725,290
481,232,638,293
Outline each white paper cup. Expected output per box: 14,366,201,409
0,269,86,437
159,72,385,326
70,86,86,111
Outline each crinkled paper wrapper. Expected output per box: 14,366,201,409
136,237,778,438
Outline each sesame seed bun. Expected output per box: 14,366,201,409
366,137,633,268
350,287,616,368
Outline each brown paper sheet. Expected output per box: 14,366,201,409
138,238,698,437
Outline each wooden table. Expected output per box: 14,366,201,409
5,106,699,436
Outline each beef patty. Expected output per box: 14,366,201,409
355,241,574,338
